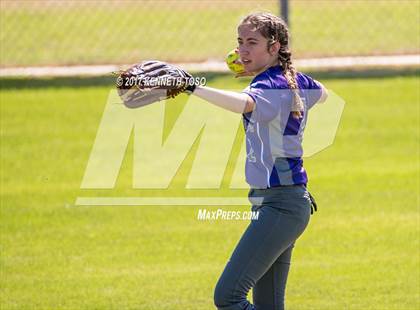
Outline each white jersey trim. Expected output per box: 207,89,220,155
256,122,270,187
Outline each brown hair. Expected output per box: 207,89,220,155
239,12,304,118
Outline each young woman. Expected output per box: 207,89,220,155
191,12,328,310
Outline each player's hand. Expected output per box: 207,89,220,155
235,71,254,78
233,60,254,78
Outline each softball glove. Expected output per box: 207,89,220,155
115,60,196,108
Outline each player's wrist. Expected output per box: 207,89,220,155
185,83,196,94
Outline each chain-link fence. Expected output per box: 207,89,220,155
0,0,419,67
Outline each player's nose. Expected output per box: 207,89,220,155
238,45,249,56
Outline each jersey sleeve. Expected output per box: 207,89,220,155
242,77,288,122
298,73,323,109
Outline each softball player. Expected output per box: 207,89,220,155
192,12,328,310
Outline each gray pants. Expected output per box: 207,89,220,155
214,185,312,310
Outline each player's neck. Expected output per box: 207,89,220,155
254,59,280,76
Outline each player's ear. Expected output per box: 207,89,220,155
269,41,280,55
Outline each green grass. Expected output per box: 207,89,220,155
1,72,419,309
0,0,419,66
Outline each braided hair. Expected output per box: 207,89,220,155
239,12,304,118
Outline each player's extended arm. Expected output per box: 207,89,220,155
192,86,255,114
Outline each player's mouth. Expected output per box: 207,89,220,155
242,58,252,65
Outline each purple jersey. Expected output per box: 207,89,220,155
242,65,322,188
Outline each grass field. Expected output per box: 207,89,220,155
1,0,419,66
1,71,419,309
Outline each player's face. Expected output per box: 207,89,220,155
237,24,279,75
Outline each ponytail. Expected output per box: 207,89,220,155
278,49,304,118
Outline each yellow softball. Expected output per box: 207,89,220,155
226,49,245,74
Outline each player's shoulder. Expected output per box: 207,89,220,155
296,71,320,89
296,71,314,80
